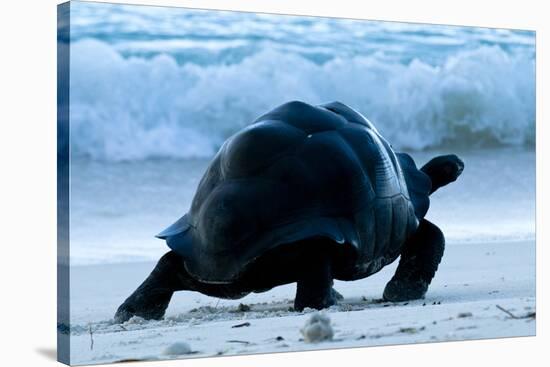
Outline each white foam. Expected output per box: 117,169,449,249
69,39,535,161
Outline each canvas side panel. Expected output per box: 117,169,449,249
57,2,71,365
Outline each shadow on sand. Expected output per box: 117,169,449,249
36,348,57,361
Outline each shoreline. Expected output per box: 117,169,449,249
67,239,535,365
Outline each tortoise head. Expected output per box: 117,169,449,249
421,154,465,194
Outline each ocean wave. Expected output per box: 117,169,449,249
69,39,535,161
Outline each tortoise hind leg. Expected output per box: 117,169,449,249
114,251,187,323
115,251,251,323
294,247,338,311
383,219,445,302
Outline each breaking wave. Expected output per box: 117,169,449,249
69,39,535,161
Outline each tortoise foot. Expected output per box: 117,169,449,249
382,278,428,302
294,289,338,311
114,287,173,323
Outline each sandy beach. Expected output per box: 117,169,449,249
59,6,536,364
65,239,535,365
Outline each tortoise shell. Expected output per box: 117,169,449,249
157,101,431,283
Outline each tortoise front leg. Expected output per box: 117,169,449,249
383,219,445,302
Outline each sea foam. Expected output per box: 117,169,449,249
69,39,535,161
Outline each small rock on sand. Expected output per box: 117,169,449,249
237,303,251,312
162,342,192,356
300,312,334,343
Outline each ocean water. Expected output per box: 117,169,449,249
66,2,536,265
70,148,535,265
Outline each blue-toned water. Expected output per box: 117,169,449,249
65,1,535,265
68,1,535,161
